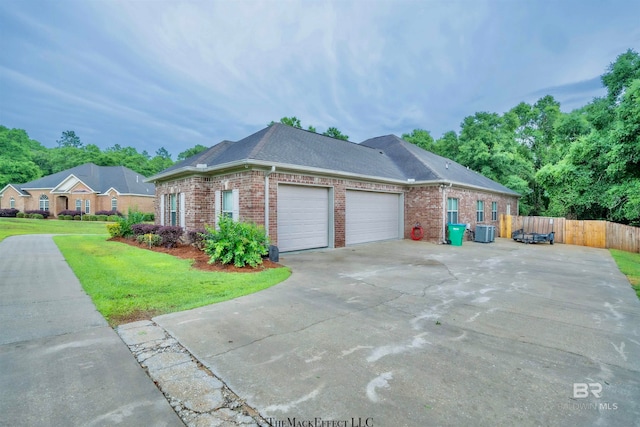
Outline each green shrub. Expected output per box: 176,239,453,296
31,213,44,219
108,215,120,222
107,223,123,238
24,213,32,219
203,217,269,268
142,212,155,221
16,212,25,218
74,215,82,221
116,208,146,237
136,233,162,247
64,215,73,220
96,215,108,221
82,214,97,221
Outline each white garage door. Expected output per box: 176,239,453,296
277,185,329,252
346,190,401,245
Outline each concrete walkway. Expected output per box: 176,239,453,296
0,235,182,426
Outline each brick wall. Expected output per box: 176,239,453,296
408,186,518,242
154,168,519,248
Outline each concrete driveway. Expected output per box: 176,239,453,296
156,239,640,426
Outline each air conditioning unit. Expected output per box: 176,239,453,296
475,225,495,243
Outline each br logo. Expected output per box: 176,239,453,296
573,383,602,398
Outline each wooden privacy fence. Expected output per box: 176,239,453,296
499,215,640,253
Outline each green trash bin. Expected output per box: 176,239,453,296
448,223,465,246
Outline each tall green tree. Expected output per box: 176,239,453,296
402,129,435,151
322,127,349,140
56,130,83,148
178,144,209,161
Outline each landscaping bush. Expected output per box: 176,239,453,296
25,209,50,219
96,210,123,216
203,217,269,268
0,208,19,217
131,223,161,236
107,215,120,222
74,215,82,221
187,228,207,250
96,215,108,221
157,226,184,248
24,213,32,219
58,209,81,217
136,233,163,247
31,213,44,220
16,212,25,218
115,209,146,237
107,223,123,238
142,212,155,221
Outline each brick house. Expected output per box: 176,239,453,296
0,163,155,216
148,124,519,251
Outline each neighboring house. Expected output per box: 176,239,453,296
0,163,155,216
148,124,519,252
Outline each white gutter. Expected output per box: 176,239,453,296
264,166,276,235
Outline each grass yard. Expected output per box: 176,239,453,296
0,217,107,241
54,235,291,325
610,249,640,300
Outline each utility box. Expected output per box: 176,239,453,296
475,225,495,243
268,245,279,262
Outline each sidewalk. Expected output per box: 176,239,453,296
0,235,182,426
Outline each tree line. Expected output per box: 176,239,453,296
402,49,639,225
1,49,637,224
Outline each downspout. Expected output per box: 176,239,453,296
264,166,276,235
441,184,446,243
441,181,452,244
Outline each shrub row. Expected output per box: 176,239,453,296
25,210,50,219
58,213,119,221
95,210,123,216
16,212,45,219
0,208,20,217
108,220,183,249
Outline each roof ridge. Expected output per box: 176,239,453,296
247,124,279,159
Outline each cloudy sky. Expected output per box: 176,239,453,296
1,1,639,158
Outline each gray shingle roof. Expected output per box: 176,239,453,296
152,124,519,196
361,135,519,195
10,163,155,195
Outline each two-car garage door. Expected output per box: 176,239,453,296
277,185,401,252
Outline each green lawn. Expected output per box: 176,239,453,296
0,217,108,241
610,249,640,300
54,235,290,325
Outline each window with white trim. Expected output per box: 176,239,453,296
222,190,233,218
85,199,90,214
170,194,177,226
447,198,459,224
111,197,117,211
75,199,82,212
39,195,49,211
477,200,484,222
10,197,15,209
491,201,498,221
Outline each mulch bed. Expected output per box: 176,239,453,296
109,237,282,273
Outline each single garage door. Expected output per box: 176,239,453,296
277,185,329,252
346,190,401,245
